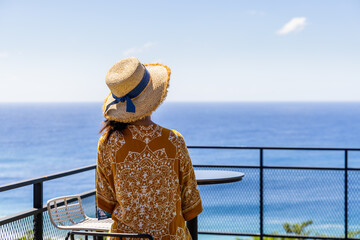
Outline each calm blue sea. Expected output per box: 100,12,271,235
1,102,360,238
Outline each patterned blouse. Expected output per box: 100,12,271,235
96,124,203,240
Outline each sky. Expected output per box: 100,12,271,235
0,0,359,102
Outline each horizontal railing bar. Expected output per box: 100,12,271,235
0,189,95,226
348,168,360,171
0,208,40,225
194,164,360,171
193,164,258,168
77,189,96,199
199,231,347,239
0,165,96,192
188,145,360,151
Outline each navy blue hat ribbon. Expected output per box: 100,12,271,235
105,68,150,113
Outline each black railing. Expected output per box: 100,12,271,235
1,146,360,240
0,165,96,240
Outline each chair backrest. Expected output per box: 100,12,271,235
47,195,86,228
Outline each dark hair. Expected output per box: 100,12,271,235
99,119,128,141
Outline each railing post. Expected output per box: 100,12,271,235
345,150,348,240
259,148,263,240
33,182,43,240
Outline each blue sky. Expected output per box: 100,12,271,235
0,0,359,102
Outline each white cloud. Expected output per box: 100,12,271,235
0,52,9,58
123,42,156,56
277,17,307,35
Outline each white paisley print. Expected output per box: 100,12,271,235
128,124,162,144
115,145,179,238
96,124,202,240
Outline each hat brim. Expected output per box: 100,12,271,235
102,63,171,123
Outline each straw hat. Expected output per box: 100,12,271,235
102,57,171,123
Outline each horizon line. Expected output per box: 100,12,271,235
1,100,360,104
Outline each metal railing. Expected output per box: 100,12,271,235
0,146,360,240
0,165,96,240
187,146,360,240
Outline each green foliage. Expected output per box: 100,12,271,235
15,230,33,240
14,229,52,240
348,230,360,238
235,236,293,240
282,220,313,235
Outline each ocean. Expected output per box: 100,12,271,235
1,102,360,238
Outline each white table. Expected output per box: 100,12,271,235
195,169,245,185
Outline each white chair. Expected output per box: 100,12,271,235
46,195,114,232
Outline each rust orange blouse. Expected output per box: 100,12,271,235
96,124,202,240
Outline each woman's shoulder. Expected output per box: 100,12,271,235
169,128,182,137
158,125,188,148
155,124,183,138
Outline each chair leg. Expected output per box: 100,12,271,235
65,232,71,240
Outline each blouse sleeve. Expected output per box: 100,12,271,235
174,130,203,221
96,134,117,214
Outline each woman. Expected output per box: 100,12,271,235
96,57,202,240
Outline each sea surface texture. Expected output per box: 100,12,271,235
1,102,360,237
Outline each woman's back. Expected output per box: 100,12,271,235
96,123,202,240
